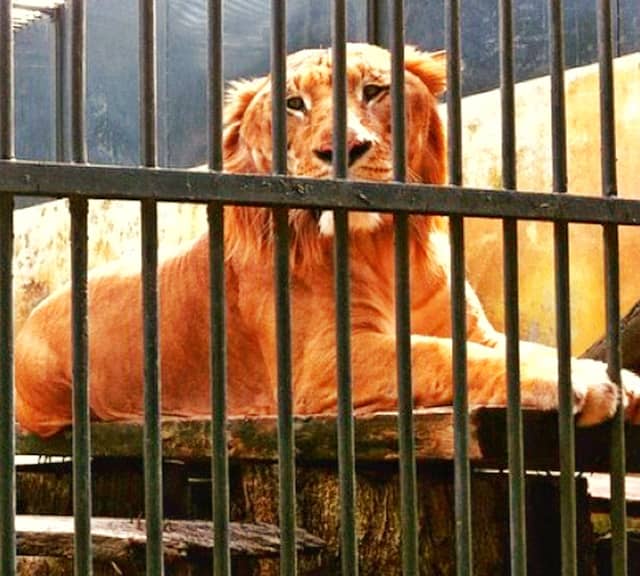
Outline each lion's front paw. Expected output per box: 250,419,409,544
621,369,640,425
571,359,618,426
570,360,640,426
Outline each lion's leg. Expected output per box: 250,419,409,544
347,332,640,426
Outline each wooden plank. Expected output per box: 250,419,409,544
16,408,640,472
15,515,324,562
473,408,640,473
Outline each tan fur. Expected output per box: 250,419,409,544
15,43,640,437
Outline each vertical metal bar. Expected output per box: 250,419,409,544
366,0,381,45
54,6,67,162
445,1,473,574
597,1,626,574
499,0,527,575
69,2,92,575
0,0,14,160
332,2,358,574
271,1,297,574
0,2,16,575
139,1,163,574
549,2,577,575
389,2,419,574
207,1,230,575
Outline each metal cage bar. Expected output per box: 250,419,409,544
270,1,298,574
331,1,359,575
366,0,381,45
445,1,473,574
139,1,164,574
53,5,67,162
548,2,577,575
597,1,626,574
0,1,16,574
207,1,231,575
4,5,640,573
4,162,640,224
69,1,92,574
389,2,420,574
499,1,527,574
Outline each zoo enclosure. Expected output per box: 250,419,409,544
0,0,638,575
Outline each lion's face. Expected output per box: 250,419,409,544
223,43,446,237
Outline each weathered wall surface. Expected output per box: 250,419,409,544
13,53,640,353
460,52,640,352
13,200,206,332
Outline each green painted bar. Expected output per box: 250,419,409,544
207,1,231,575
389,3,419,573
393,213,419,576
548,2,577,575
271,1,297,573
141,198,163,576
69,1,92,574
331,2,359,574
0,1,15,574
446,1,473,574
208,203,230,576
139,1,164,574
597,1,626,574
69,196,92,576
4,161,640,225
499,0,527,574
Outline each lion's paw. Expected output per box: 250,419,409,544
571,359,618,426
621,369,640,425
570,359,640,426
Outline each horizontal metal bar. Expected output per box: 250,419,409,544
3,161,640,225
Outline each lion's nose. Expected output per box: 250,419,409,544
313,139,373,167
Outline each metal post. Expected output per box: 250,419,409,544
0,1,16,574
271,1,297,574
139,0,164,573
499,1,527,574
597,1,626,574
332,2,358,574
207,1,231,575
548,2,577,575
445,1,474,574
389,2,419,574
69,1,92,574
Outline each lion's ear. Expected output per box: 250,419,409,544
404,47,447,185
223,77,267,173
404,47,446,97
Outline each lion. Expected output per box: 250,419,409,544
15,43,640,437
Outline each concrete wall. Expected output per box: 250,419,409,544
460,52,640,352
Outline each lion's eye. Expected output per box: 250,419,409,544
362,84,388,102
286,96,306,112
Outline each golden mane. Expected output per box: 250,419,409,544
220,43,447,272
